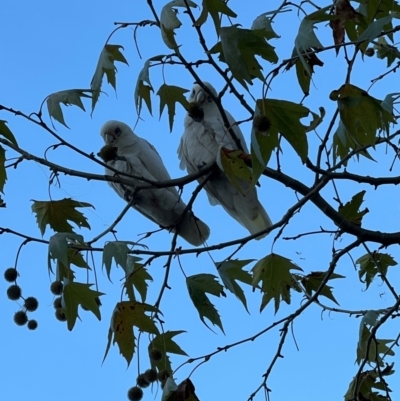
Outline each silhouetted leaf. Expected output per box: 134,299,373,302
195,0,237,35
187,274,224,333
46,89,93,128
31,198,93,236
90,44,128,113
160,0,197,49
356,252,397,289
63,281,104,330
103,301,159,366
252,253,302,313
216,259,253,311
157,84,189,131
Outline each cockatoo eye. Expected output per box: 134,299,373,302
207,95,212,103
114,127,122,136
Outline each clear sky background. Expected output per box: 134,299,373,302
1,1,399,400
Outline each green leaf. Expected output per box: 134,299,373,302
251,12,280,40
124,255,153,302
0,146,6,194
48,232,85,268
31,198,93,236
157,84,189,132
0,120,18,145
255,99,309,162
195,0,237,35
186,273,225,333
148,331,188,374
217,25,278,87
300,271,345,305
216,259,254,311
331,84,395,149
160,0,197,49
356,252,397,289
46,89,94,128
252,253,302,313
293,7,330,74
134,59,154,116
332,121,375,164
102,241,129,280
356,325,394,365
374,36,400,67
90,44,128,113
338,190,368,226
219,148,252,194
63,281,104,331
104,301,159,366
357,16,392,43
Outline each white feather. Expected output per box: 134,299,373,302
178,83,272,239
100,120,210,246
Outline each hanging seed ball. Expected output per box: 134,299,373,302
55,308,67,322
365,48,375,57
253,114,271,133
127,386,143,401
136,374,150,388
50,281,63,295
24,296,39,312
14,310,28,326
4,267,18,282
149,348,163,362
144,368,157,383
27,320,38,330
7,284,22,300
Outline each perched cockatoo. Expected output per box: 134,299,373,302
178,82,272,239
99,120,210,246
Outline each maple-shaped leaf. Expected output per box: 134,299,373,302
344,369,390,401
195,0,237,35
48,232,85,269
31,198,93,236
285,48,324,96
0,146,6,194
216,259,253,311
299,271,345,305
90,44,128,113
103,301,159,366
124,255,153,302
374,36,400,67
218,148,252,194
356,324,394,365
357,15,392,44
46,89,94,128
338,190,368,226
294,6,336,74
332,121,375,164
356,252,397,289
251,11,280,40
186,273,225,333
254,99,310,162
210,25,278,87
63,281,104,331
0,120,18,145
134,57,161,116
160,1,197,49
157,84,188,132
252,253,302,313
102,241,129,280
330,0,360,53
148,331,188,374
330,84,395,149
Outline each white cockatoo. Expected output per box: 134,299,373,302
178,82,272,239
99,120,210,246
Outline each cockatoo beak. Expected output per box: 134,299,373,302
105,127,122,144
195,90,206,104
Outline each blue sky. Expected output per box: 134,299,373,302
1,1,399,400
